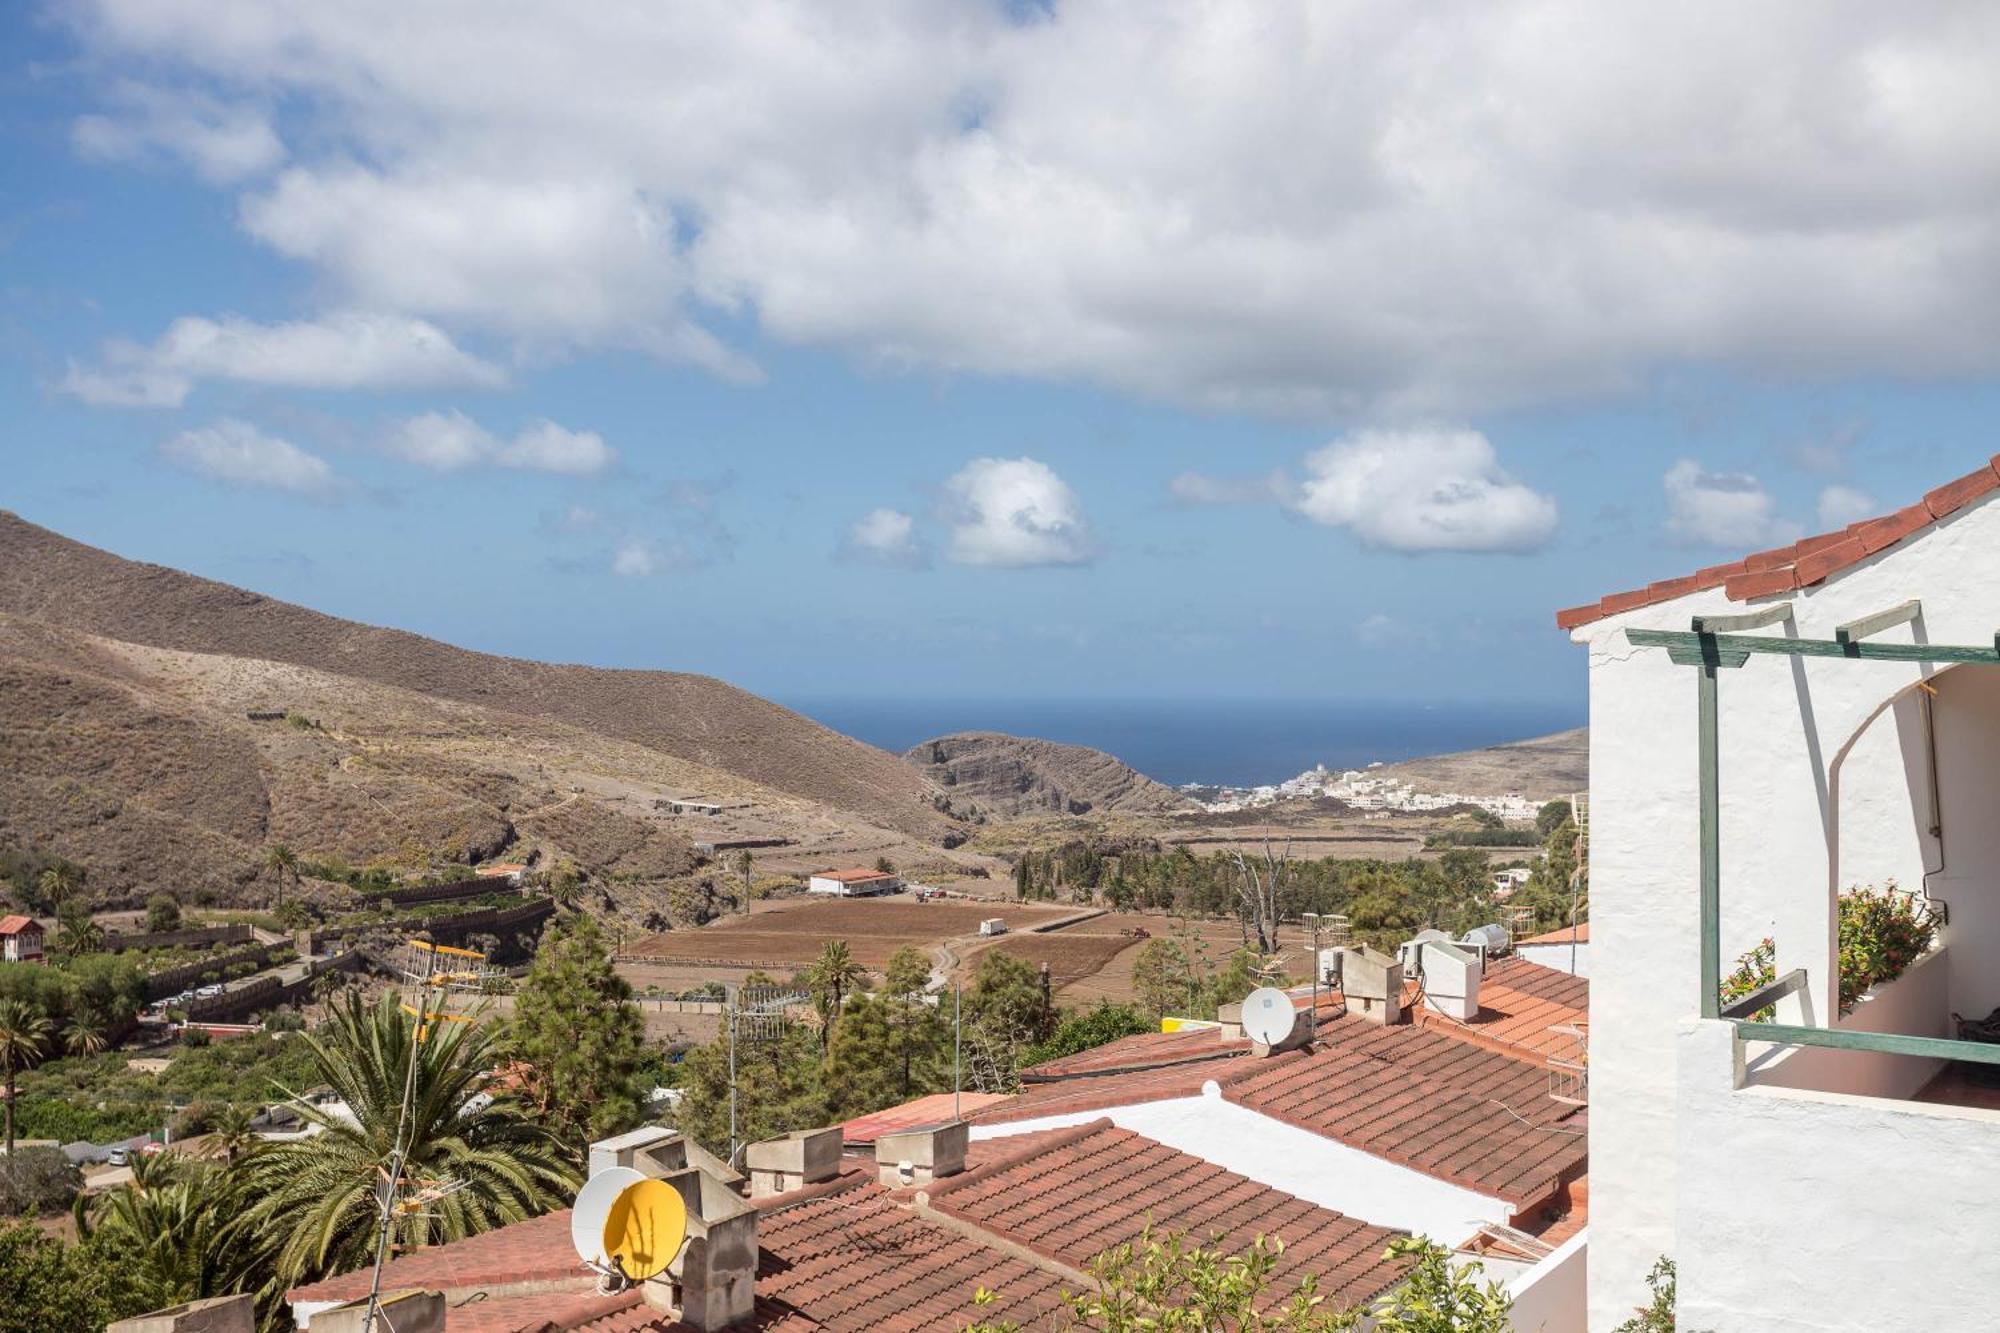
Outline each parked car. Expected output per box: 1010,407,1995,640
106,1147,129,1167
195,984,224,998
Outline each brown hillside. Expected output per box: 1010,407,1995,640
0,512,953,842
905,731,1196,818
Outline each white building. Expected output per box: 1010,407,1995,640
805,867,901,896
1562,457,2000,1331
1515,923,1588,977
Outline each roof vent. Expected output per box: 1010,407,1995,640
1414,938,1483,1022
743,1125,842,1199
874,1120,968,1186
1339,946,1404,1026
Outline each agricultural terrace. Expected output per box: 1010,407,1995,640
622,896,1079,969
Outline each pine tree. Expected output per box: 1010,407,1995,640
496,914,649,1163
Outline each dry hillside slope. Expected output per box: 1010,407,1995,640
1373,727,1588,801
0,512,953,842
904,731,1196,818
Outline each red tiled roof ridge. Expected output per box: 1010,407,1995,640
0,915,38,934
918,1117,1118,1203
751,1164,873,1215
1021,1041,1248,1084
1556,455,2000,630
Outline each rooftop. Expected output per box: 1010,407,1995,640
0,914,41,935
814,868,898,883
1519,923,1590,946
839,1091,1009,1145
924,1118,1413,1313
1556,454,2000,629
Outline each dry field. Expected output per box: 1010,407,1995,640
975,932,1145,989
986,911,1325,1005
623,895,1079,970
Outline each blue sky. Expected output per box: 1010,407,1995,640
6,3,2000,708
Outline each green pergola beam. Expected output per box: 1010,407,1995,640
1628,627,2000,668
1698,662,1720,1020
1739,1022,2000,1067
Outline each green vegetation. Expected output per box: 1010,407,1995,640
1614,1257,1676,1333
0,1220,132,1333
1021,1002,1152,1067
1421,829,1541,849
1720,883,1940,1020
9,1031,321,1144
235,991,576,1295
964,1228,1511,1332
0,1001,52,1157
0,1146,77,1216
496,915,649,1162
145,894,182,934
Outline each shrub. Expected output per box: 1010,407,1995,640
1719,938,1777,1021
1615,1256,1676,1332
180,1028,211,1049
1838,883,1936,1013
0,1146,83,1217
143,894,181,934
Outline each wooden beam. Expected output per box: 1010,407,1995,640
1719,968,1807,1021
1691,603,1794,633
1738,1021,2000,1067
1629,628,2000,667
1834,599,1921,646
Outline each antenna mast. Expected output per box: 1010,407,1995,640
360,943,436,1333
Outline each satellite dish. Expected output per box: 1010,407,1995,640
571,1168,689,1283
1241,987,1299,1048
602,1177,687,1282
572,1167,644,1269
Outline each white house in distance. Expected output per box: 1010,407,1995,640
1560,454,2000,1331
1515,923,1588,977
0,914,44,963
805,866,901,896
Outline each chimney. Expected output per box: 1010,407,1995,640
590,1125,744,1188
645,1167,759,1332
874,1120,968,1187
743,1125,842,1198
304,1292,445,1333
1215,1000,1243,1041
1340,946,1404,1026
1413,938,1483,1022
109,1296,255,1333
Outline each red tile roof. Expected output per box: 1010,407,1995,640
1020,1027,1250,1081
967,1048,1284,1127
0,915,41,936
815,868,897,883
925,1119,1413,1313
289,1208,583,1304
1221,1013,1587,1207
839,1092,1009,1145
1556,456,2000,629
1518,923,1589,947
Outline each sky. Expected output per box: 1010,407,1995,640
6,3,2000,709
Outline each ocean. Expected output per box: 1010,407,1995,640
779,696,1584,789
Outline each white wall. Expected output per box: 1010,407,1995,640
1573,494,2000,1329
1515,941,1589,977
973,1084,1515,1241
1746,944,1948,1100
1677,1018,2000,1332
1506,1230,1588,1333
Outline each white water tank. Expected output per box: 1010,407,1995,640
1415,939,1483,1022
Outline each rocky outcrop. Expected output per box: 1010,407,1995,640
905,732,1194,819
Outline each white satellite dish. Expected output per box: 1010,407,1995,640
1241,987,1299,1049
571,1166,646,1270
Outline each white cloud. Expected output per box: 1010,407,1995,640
380,413,617,476
840,507,928,569
158,419,336,494
1818,483,1880,530
62,312,503,407
72,84,282,183
942,457,1095,568
610,537,661,577
62,4,2000,415
1663,460,1800,548
1292,429,1557,553
384,410,495,471
1167,470,1294,507
496,421,616,476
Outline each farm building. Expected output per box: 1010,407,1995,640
0,915,44,963
806,867,901,896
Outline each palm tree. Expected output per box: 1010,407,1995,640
35,862,80,910
54,905,104,960
0,999,54,1156
206,1103,259,1166
232,991,574,1292
75,1156,247,1312
263,843,301,912
806,940,867,1052
64,1017,108,1059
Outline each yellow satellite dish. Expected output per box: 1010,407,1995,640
601,1178,687,1282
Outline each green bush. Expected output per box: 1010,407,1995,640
1720,938,1777,1021
1838,883,1936,1013
0,1147,83,1217
143,894,181,934
180,1028,211,1049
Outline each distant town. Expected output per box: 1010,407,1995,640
1181,762,1544,822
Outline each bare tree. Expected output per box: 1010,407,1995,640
1230,833,1291,957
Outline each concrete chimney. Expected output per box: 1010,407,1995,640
643,1167,759,1332
874,1120,968,1187
305,1292,445,1333
109,1296,255,1333
743,1125,842,1198
1340,946,1404,1026
589,1125,744,1188
1215,1000,1243,1041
